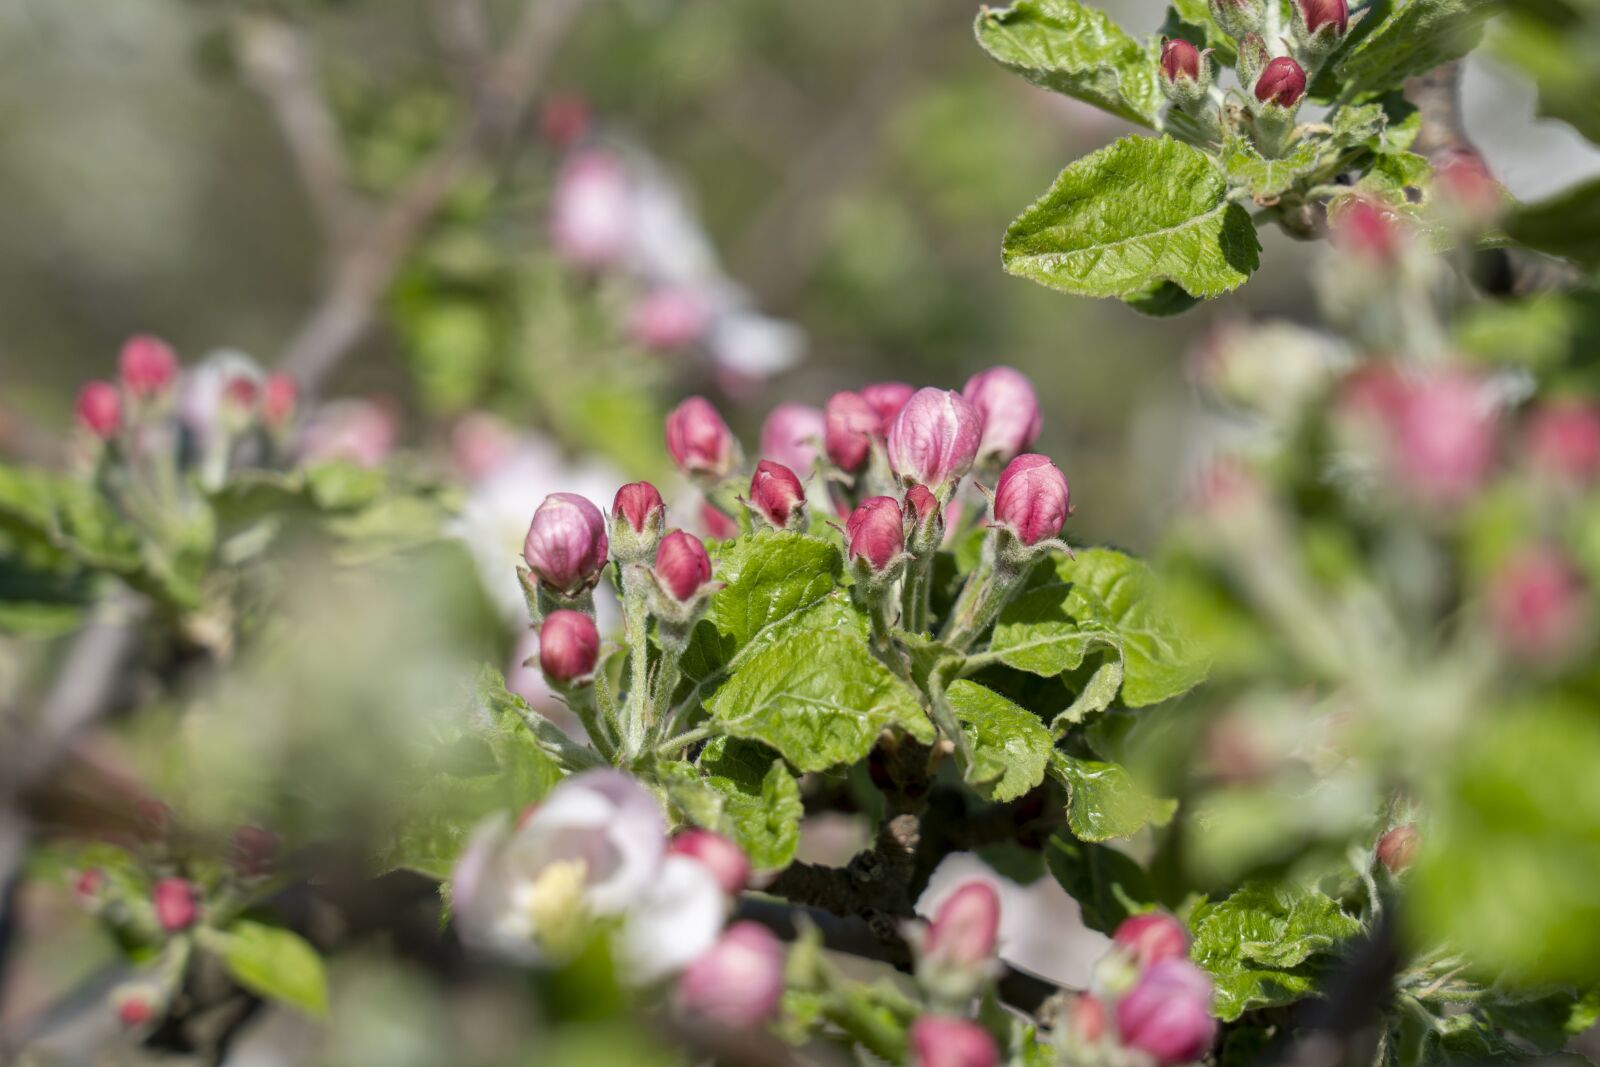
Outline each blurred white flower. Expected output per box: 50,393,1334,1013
550,149,632,270
179,348,264,448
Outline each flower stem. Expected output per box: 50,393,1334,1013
619,568,654,764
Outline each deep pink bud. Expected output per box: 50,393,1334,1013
223,375,259,413
887,388,983,492
1297,0,1348,33
1434,148,1502,222
1160,38,1202,81
118,995,155,1028
666,396,737,478
1526,400,1600,483
74,867,104,905
993,454,1070,545
630,287,712,351
231,826,279,878
1115,958,1218,1066
1253,56,1306,106
1393,372,1497,504
539,609,601,683
76,381,120,439
1332,198,1404,263
846,496,905,573
825,391,882,473
963,367,1043,464
262,374,298,426
118,335,178,397
1376,823,1419,874
153,877,198,932
656,529,713,602
668,829,751,894
1488,546,1590,661
1113,912,1190,968
676,921,784,1028
908,1016,999,1067
522,493,610,595
1071,993,1107,1042
924,881,1000,970
861,382,915,425
614,481,667,534
550,149,630,269
700,502,739,541
750,460,807,529
760,403,826,474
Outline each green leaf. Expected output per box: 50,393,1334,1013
706,603,934,772
1356,150,1433,203
1334,0,1495,98
207,920,328,1017
1050,751,1177,842
1507,176,1600,272
696,737,804,872
1055,655,1124,731
946,680,1053,802
1003,136,1260,305
1125,279,1203,317
1189,880,1363,1020
478,667,603,777
1221,133,1323,200
1495,0,1600,144
1044,830,1157,934
975,0,1162,127
990,577,1118,678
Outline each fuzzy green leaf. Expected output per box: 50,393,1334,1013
1050,751,1177,841
947,680,1054,801
1221,134,1323,200
1334,0,1496,98
697,737,805,872
207,920,329,1017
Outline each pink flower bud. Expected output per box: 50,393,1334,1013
676,921,784,1028
656,529,713,602
666,396,737,478
1253,56,1306,106
153,877,199,932
700,502,739,541
1115,958,1218,1066
904,485,941,528
668,829,751,895
1332,198,1404,263
539,609,601,683
1160,38,1202,81
551,149,630,269
1297,0,1348,33
887,388,982,493
74,867,104,905
522,493,610,595
76,381,120,439
539,92,591,147
862,381,915,424
908,1016,999,1067
614,481,667,534
825,391,882,473
846,496,905,573
993,454,1070,546
630,287,712,351
223,374,259,413
749,460,807,529
262,374,297,426
1434,148,1502,222
1112,912,1190,968
924,881,1000,970
118,994,156,1028
963,367,1042,465
1487,546,1590,661
1525,400,1600,483
118,335,178,397
231,826,279,878
760,403,826,474
1376,823,1419,874
1071,993,1107,1042
1393,372,1497,505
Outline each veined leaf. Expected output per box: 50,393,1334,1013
946,680,1053,802
1050,751,1177,842
1334,0,1496,98
205,920,328,1017
1221,134,1323,201
697,737,804,872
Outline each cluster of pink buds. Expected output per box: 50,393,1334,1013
1067,912,1217,1066
913,880,1002,1003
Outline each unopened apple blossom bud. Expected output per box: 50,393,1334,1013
76,381,120,439
923,881,1000,971
74,867,104,906
119,335,179,398
887,388,982,495
1298,0,1348,32
117,991,157,1028
262,374,297,426
750,460,807,530
676,922,784,1028
1254,56,1307,108
524,493,610,596
1210,0,1265,39
993,454,1071,546
539,610,601,684
826,391,882,473
666,396,737,478
223,374,259,415
1331,197,1404,263
1434,148,1503,224
630,287,712,351
1116,958,1218,1066
153,877,199,932
1488,546,1590,662
761,403,826,474
1113,912,1190,968
904,484,940,529
908,1016,999,1067
700,502,739,541
1293,0,1349,52
550,149,630,269
846,496,905,574
861,381,915,424
963,366,1042,465
656,529,713,602
1393,372,1497,505
1160,38,1203,83
612,481,667,562
1376,823,1419,874
1526,401,1600,483
668,829,751,895
1071,993,1107,1043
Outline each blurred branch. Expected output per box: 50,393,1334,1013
430,0,493,104
276,0,595,393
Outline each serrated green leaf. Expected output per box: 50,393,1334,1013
1044,830,1157,934
991,574,1119,678
1334,0,1495,98
946,680,1053,801
207,920,328,1017
1221,133,1323,201
1357,150,1432,202
1003,136,1260,304
696,737,804,872
1189,880,1362,1020
706,605,934,772
1050,751,1177,841
1507,176,1600,271
1331,102,1388,148
1055,656,1124,731
477,666,602,777
975,0,1162,127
